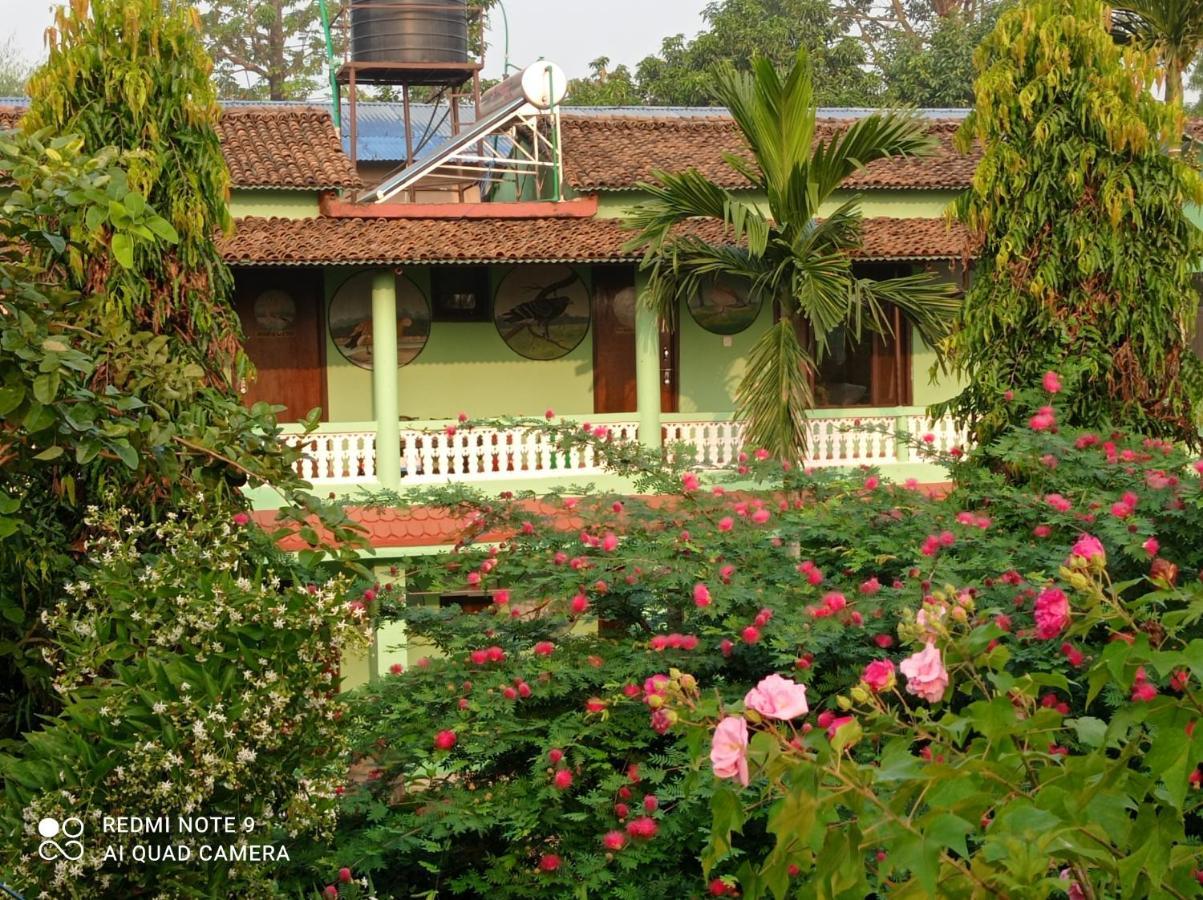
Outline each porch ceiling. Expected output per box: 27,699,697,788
219,215,974,266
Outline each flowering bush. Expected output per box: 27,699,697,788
312,389,1203,897
0,500,369,897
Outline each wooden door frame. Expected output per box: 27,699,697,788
234,266,330,422
590,264,638,415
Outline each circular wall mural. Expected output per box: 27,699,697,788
252,288,297,334
328,272,430,370
494,265,590,360
687,276,762,335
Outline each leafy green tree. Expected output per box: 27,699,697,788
25,0,244,387
943,0,1203,446
199,0,332,100
0,0,365,742
879,5,1006,107
566,57,641,106
1113,0,1203,108
627,51,957,462
0,34,34,96
633,0,882,107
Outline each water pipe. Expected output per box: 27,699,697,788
317,0,341,129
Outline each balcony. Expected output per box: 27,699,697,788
278,409,966,490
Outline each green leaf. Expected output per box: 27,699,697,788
111,232,134,268
0,386,24,416
145,215,179,243
1072,716,1108,748
925,812,974,860
33,445,64,461
111,440,139,470
32,373,59,404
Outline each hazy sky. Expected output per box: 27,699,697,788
2,1,710,82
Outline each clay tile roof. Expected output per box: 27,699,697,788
560,115,979,191
216,107,360,189
219,215,640,265
0,104,360,190
0,105,22,131
219,214,972,266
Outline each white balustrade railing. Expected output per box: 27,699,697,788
290,431,377,483
905,414,971,456
288,413,966,485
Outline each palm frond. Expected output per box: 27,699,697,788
806,113,936,203
734,317,814,462
849,272,961,351
713,51,816,194
640,239,772,325
625,168,769,257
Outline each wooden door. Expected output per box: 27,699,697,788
592,266,638,413
233,268,326,422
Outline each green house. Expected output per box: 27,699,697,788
189,104,977,504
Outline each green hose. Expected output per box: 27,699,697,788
317,0,340,129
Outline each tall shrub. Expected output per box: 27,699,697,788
24,0,243,386
941,0,1203,445
305,406,1203,897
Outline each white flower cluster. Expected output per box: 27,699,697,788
13,500,371,896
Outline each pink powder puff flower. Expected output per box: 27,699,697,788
602,830,626,851
1043,371,1062,393
693,583,712,607
1045,494,1072,513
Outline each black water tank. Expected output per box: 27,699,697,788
351,0,469,65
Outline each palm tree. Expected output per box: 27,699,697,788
626,50,959,462
1112,1,1203,107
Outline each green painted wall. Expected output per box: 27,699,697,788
323,266,595,422
677,294,773,414
229,189,321,219
595,188,956,221
911,262,965,408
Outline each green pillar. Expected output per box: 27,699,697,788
635,273,662,450
372,270,401,490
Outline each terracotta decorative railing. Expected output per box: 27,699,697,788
285,411,967,486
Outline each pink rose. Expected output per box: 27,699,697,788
1068,534,1106,569
710,716,749,786
744,674,809,720
1034,587,1069,640
899,642,948,703
862,659,896,693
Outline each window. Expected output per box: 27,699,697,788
814,311,909,407
431,266,492,321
